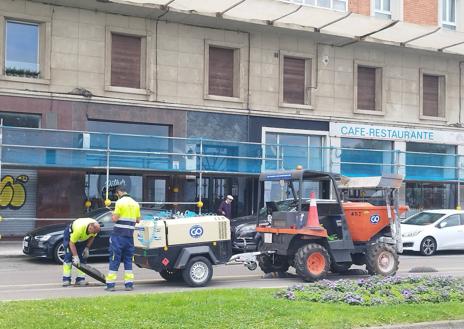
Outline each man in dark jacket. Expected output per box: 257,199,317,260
217,195,233,219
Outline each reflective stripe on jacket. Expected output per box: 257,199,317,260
113,195,140,237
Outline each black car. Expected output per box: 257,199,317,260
231,199,302,253
22,208,164,263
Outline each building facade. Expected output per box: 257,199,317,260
1,0,464,236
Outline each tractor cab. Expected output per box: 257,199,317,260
255,169,407,281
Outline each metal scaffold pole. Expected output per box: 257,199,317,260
198,138,203,215
458,154,461,210
0,119,3,188
105,135,110,206
0,119,3,237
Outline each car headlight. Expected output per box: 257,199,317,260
34,234,52,242
402,231,422,238
237,226,256,238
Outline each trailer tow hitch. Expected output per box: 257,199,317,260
226,251,275,271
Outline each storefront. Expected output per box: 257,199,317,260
0,169,37,236
330,122,462,212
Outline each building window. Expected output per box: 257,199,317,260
285,0,347,11
5,20,40,79
279,52,312,108
265,131,324,171
356,65,383,112
0,112,40,128
282,56,311,105
421,73,445,118
110,33,143,89
208,46,238,98
373,0,391,19
87,174,143,204
406,182,456,213
441,0,456,30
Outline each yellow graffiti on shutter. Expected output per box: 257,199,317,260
0,175,28,209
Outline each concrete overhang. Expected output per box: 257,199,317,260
31,0,464,56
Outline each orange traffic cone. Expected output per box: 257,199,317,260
306,192,321,228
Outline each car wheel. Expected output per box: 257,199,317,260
420,236,437,256
159,269,182,282
182,256,213,287
294,243,330,282
53,240,65,264
365,243,399,276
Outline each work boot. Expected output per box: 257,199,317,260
125,285,134,291
105,285,116,292
75,280,87,286
62,281,71,287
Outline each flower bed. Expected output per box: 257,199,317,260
275,276,464,306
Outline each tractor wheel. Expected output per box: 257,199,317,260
257,254,289,274
294,243,330,282
330,261,352,274
159,269,182,282
365,243,399,276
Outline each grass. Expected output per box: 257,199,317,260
1,289,464,329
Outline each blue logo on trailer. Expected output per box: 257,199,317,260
370,214,380,224
189,225,204,238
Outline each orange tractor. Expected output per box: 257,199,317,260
255,170,408,281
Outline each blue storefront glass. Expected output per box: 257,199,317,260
340,138,395,177
1,127,462,181
405,142,457,181
264,132,325,171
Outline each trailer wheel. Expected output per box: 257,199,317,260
159,269,182,282
257,254,289,274
330,261,352,274
366,243,399,276
182,256,213,287
294,243,330,282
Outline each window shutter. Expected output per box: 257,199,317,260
423,75,439,117
208,47,234,97
283,57,306,104
357,66,376,111
111,34,141,89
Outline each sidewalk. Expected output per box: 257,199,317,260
365,320,464,329
0,241,23,257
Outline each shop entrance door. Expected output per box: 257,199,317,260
406,182,457,213
145,176,167,209
197,177,234,215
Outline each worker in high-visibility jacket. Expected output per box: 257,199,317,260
62,218,101,286
106,185,141,291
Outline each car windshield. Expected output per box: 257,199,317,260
259,200,297,215
403,212,445,226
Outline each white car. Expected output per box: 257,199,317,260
401,210,464,256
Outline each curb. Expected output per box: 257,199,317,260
0,242,24,258
364,320,464,329
0,254,25,258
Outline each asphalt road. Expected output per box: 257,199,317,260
1,252,464,301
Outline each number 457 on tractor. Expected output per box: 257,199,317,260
255,170,408,281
